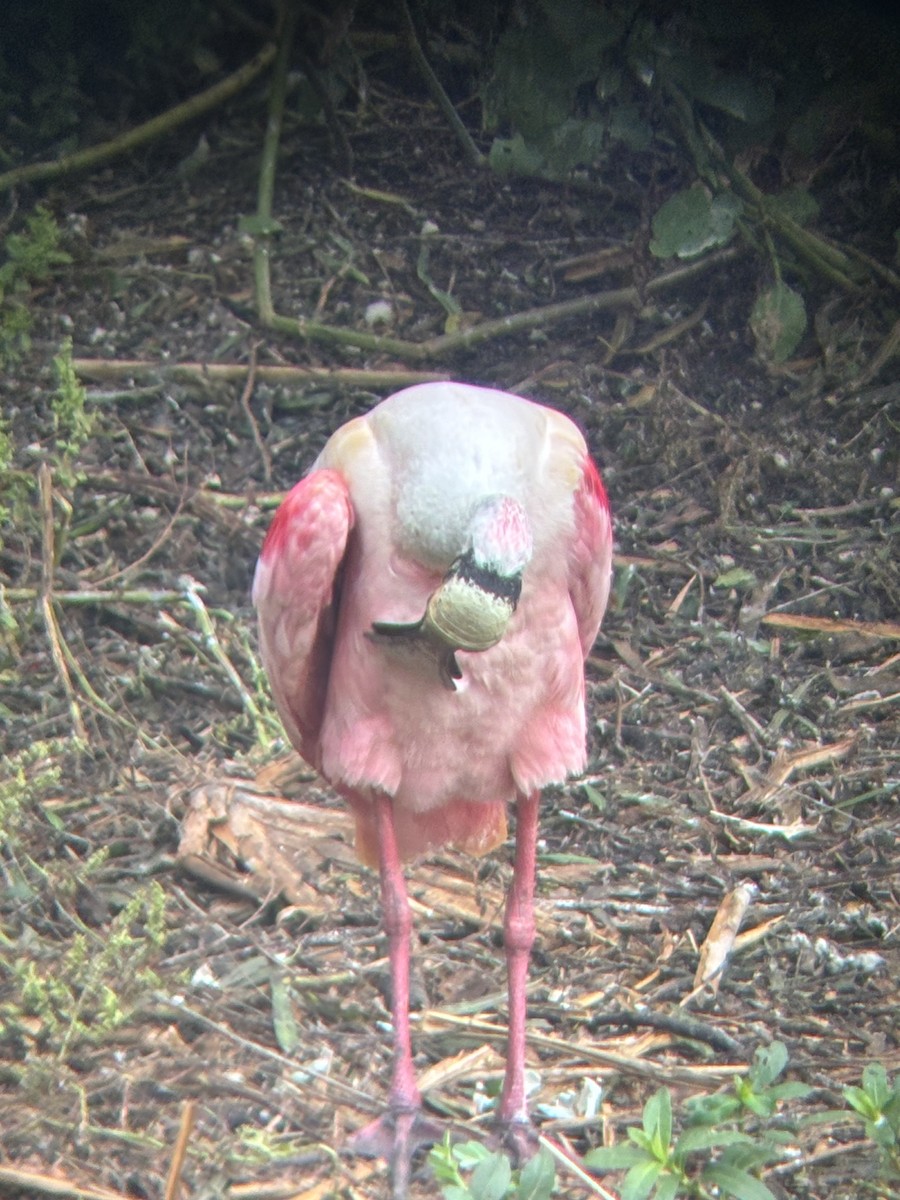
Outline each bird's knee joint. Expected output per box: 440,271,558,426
504,911,535,954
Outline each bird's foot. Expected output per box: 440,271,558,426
348,1107,446,1199
494,1116,539,1165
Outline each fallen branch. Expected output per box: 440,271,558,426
0,1166,128,1200
267,244,742,360
762,612,900,640
72,358,446,390
253,8,297,326
0,44,277,195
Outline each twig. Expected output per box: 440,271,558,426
152,995,378,1110
38,465,87,741
425,1011,745,1087
92,492,186,587
178,576,271,747
76,248,738,372
0,44,277,194
254,7,297,326
72,358,447,389
277,245,743,360
397,0,484,170
239,343,272,482
707,810,816,842
718,686,768,745
761,612,900,640
539,1135,621,1200
163,1100,196,1200
0,1165,128,1200
587,1010,743,1055
6,587,221,607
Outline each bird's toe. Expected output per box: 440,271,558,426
495,1116,539,1165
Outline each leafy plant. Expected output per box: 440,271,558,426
803,1063,900,1188
52,336,94,459
0,205,71,366
585,1043,810,1200
839,1065,900,1179
0,741,63,839
429,1134,556,1200
481,0,886,365
649,186,744,260
5,880,167,1062
686,1041,812,1125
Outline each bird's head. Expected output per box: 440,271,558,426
424,495,532,653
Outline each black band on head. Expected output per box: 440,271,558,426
452,551,523,606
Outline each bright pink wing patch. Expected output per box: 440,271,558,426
568,454,613,658
253,469,354,762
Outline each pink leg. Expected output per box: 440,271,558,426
350,794,439,1198
497,790,540,1157
375,792,422,1117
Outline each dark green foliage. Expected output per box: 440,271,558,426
0,206,71,366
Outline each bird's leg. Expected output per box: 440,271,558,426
350,793,440,1197
375,791,422,1119
497,789,540,1161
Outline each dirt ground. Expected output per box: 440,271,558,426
1,45,898,1200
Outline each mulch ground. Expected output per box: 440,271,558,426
1,39,898,1200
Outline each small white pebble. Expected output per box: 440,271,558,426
364,299,394,326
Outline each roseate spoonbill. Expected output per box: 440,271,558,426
253,381,612,1195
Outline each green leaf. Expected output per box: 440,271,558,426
454,1141,493,1169
270,975,299,1054
489,135,546,179
675,1127,753,1155
516,1147,556,1200
703,1164,778,1200
585,1145,649,1171
749,283,807,363
608,102,653,151
238,214,284,237
668,55,773,125
622,1158,663,1200
843,1084,877,1119
868,1115,898,1150
628,1127,654,1152
649,187,742,259
685,1092,743,1126
470,1151,512,1200
428,1132,464,1184
714,567,757,589
768,1081,813,1102
863,1063,890,1109
716,1142,779,1172
653,1176,681,1200
749,1042,788,1088
767,187,820,226
642,1087,672,1156
698,75,772,124
743,1091,776,1119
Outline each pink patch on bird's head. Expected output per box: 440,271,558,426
468,495,533,576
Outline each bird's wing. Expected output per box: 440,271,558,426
568,455,614,657
252,468,354,761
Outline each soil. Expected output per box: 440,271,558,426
1,42,898,1200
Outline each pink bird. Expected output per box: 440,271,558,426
253,381,612,1195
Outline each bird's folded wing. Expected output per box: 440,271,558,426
568,457,614,657
252,468,354,757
